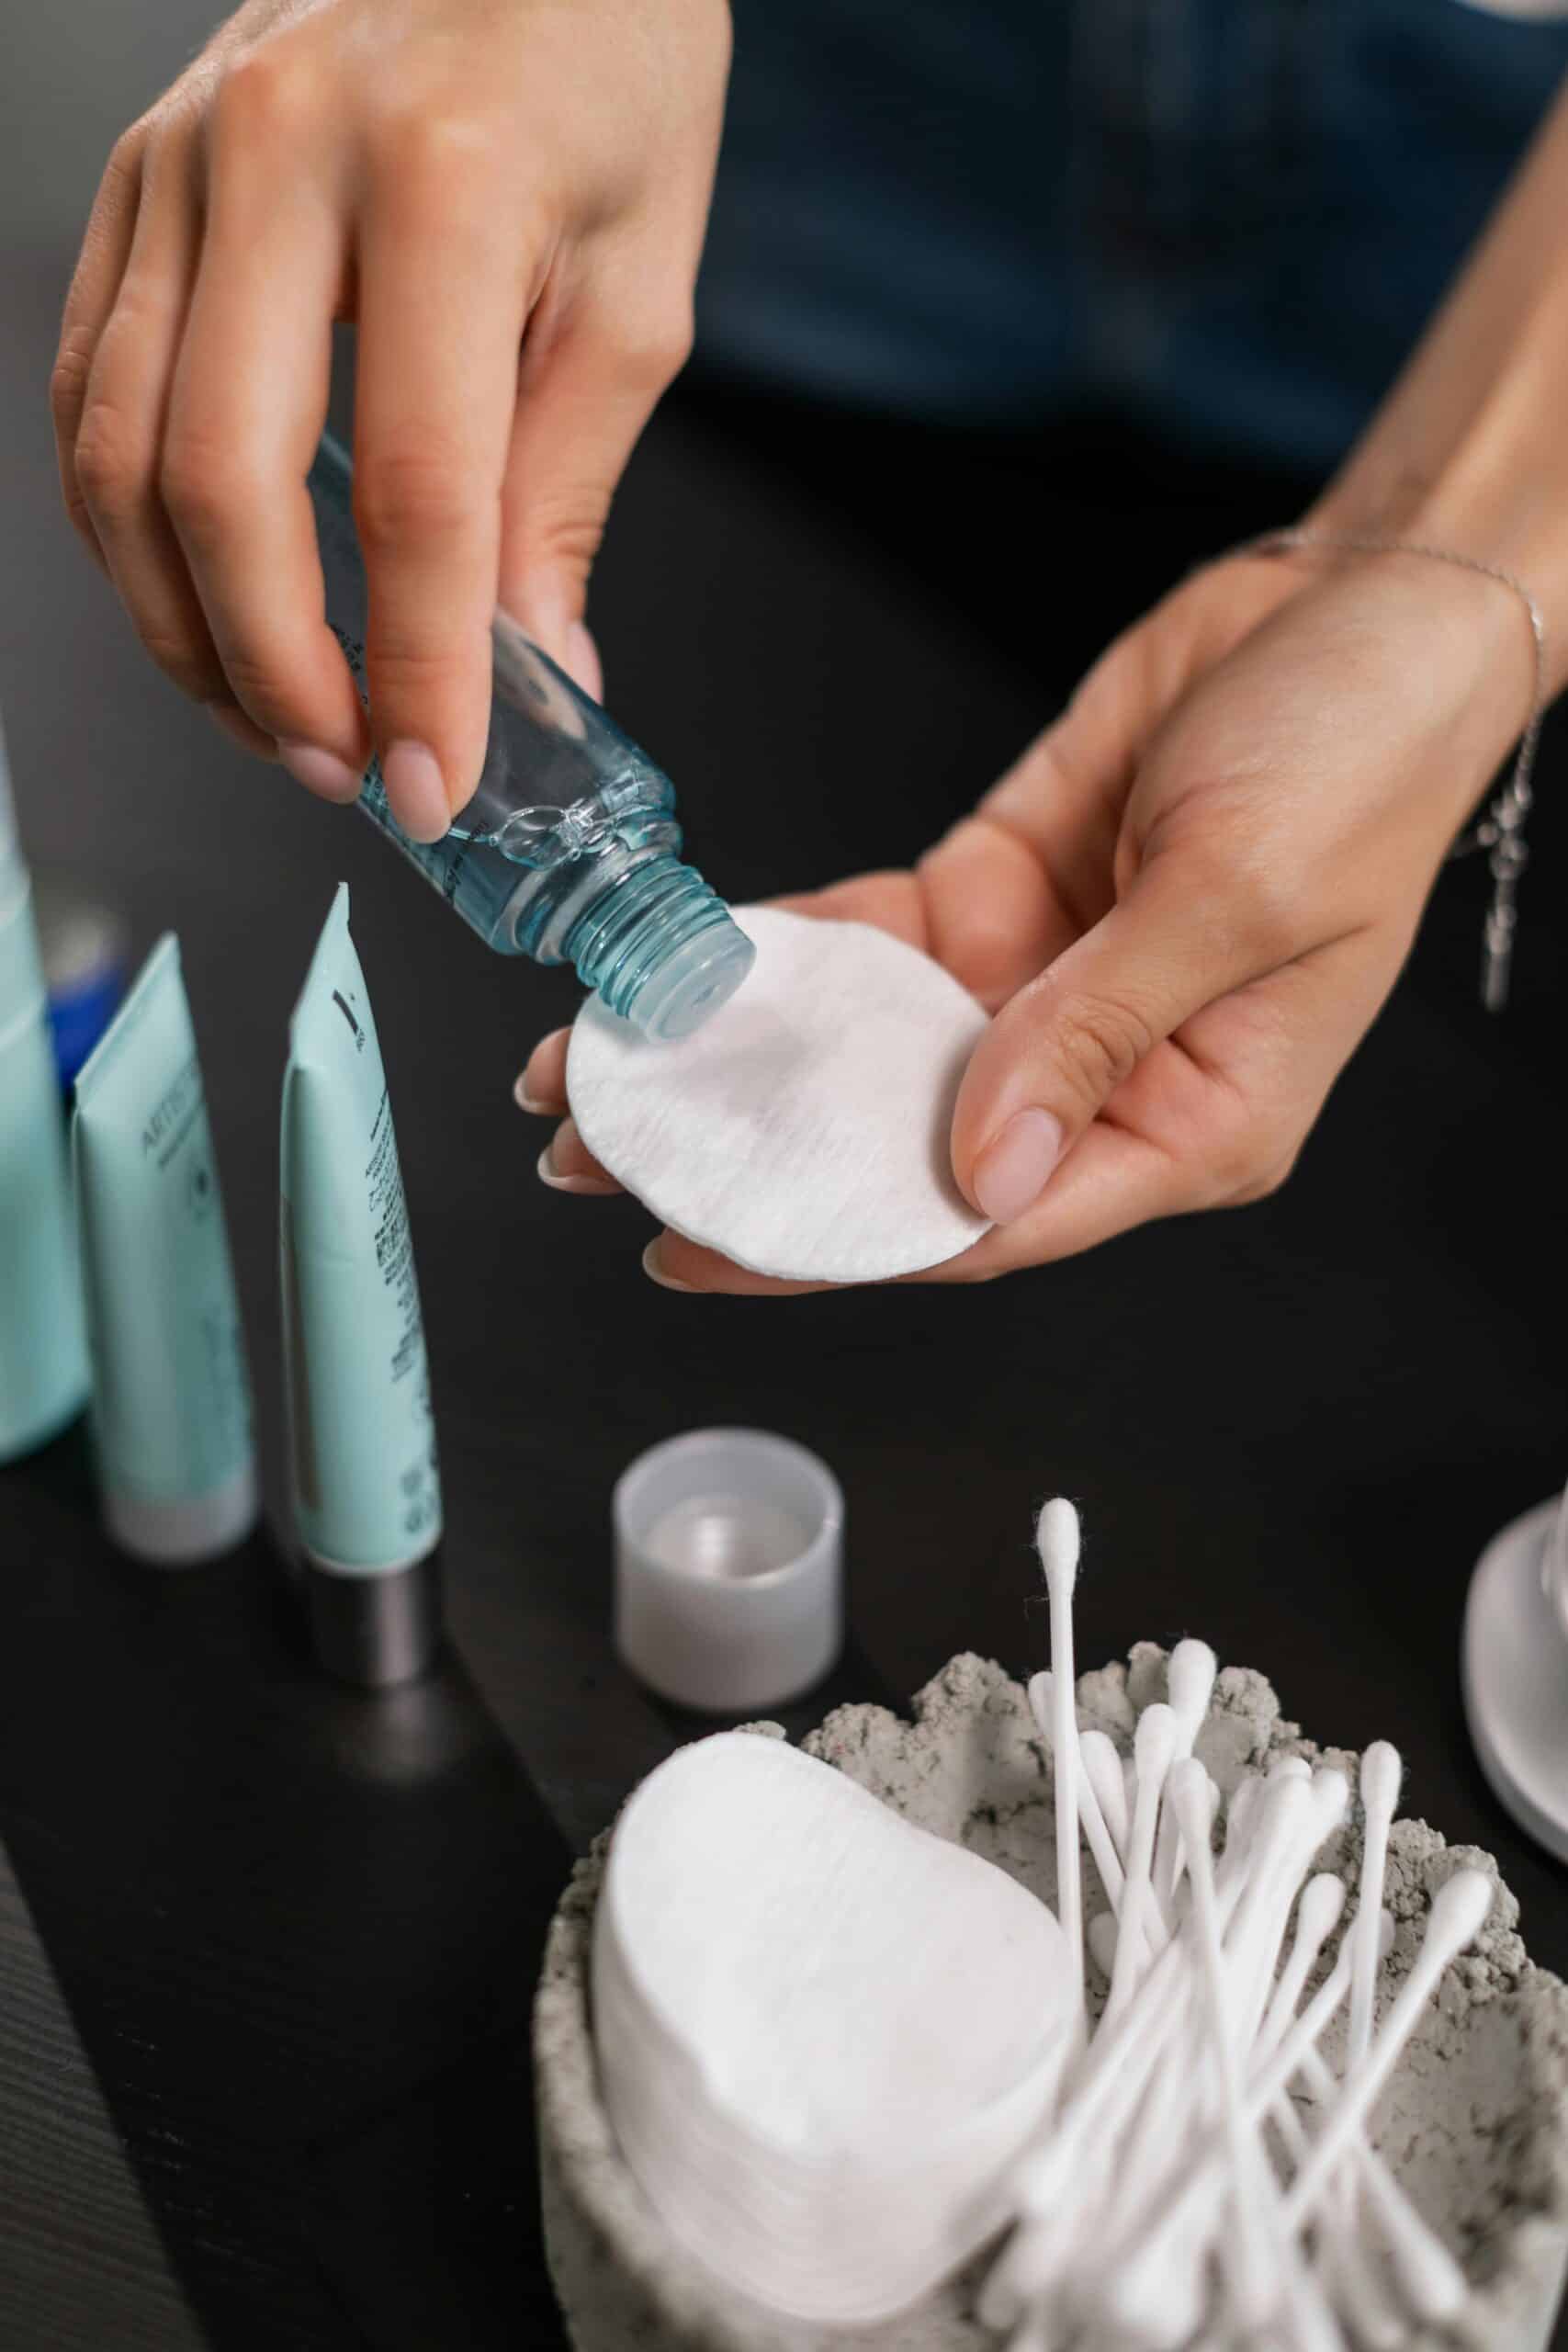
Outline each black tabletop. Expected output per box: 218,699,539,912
3,252,1566,2351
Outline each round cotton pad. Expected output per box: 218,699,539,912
567,907,992,1283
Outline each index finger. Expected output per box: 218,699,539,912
352,123,532,838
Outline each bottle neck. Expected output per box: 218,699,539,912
546,843,755,1042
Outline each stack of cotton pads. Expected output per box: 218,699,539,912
592,1730,1075,2322
567,907,992,1283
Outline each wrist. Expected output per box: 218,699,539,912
1284,526,1542,761
1236,533,1540,854
1306,458,1568,701
1307,94,1568,702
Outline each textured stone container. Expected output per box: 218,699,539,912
535,1651,1568,2352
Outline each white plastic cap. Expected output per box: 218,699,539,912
613,1427,842,1713
104,1459,257,1568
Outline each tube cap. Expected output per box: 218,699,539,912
304,1548,443,1689
613,1428,842,1713
106,1460,257,1568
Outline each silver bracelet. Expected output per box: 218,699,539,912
1235,524,1547,1013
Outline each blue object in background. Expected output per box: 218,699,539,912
37,888,128,1092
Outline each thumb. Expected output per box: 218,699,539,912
953,854,1278,1226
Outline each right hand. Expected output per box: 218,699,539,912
51,0,730,841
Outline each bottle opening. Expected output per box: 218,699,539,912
566,854,755,1042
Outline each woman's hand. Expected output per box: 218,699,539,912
51,0,729,840
517,545,1534,1290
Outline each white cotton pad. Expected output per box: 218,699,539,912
593,1732,1072,2323
566,907,993,1283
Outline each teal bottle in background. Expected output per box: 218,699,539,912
73,936,256,1566
307,435,754,1044
0,714,90,1461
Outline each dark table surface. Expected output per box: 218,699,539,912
3,248,1566,2350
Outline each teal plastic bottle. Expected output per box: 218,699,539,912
0,715,90,1462
307,436,753,1043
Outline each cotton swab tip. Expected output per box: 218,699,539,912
1088,1910,1119,1978
1167,1638,1218,1730
1036,1497,1081,1594
1027,1670,1053,1743
1361,1740,1403,1823
1309,1766,1350,1837
1431,1867,1493,1950
1296,1871,1348,1945
1133,1701,1179,1781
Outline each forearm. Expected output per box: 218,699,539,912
1313,73,1568,691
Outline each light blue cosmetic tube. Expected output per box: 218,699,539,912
0,706,18,871
0,864,90,1460
281,885,443,1686
73,936,256,1563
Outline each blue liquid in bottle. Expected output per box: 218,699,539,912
307,436,753,1042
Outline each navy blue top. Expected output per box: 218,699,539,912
696,0,1568,474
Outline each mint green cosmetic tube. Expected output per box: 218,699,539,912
281,885,443,1686
0,865,90,1460
73,936,256,1564
0,706,18,870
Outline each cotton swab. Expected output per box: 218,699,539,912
1088,1910,1119,1980
1251,1869,1399,2350
1029,1675,1126,1909
1281,1871,1494,2230
1153,1642,1218,1905
1348,1743,1403,2068
1080,1730,1131,1860
987,1932,1206,2323
1037,1500,1085,2033
1104,1704,1179,2023
1248,1909,1393,2128
1255,1883,1413,2349
1269,1991,1468,2328
996,1607,1480,2352
1215,1771,1264,1894
1107,1905,1388,2312
1324,1744,1404,2330
1229,1772,1348,2054
1168,1639,1219,1747
1257,1873,1347,2059
1168,1758,1283,2329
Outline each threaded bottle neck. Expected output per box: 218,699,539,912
563,850,754,1042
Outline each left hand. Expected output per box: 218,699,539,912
516,542,1531,1293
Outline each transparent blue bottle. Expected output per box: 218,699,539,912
306,436,753,1042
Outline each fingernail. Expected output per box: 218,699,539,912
513,1073,547,1114
642,1239,696,1293
565,620,603,703
277,740,363,803
381,741,450,843
536,1145,615,1196
973,1109,1064,1225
